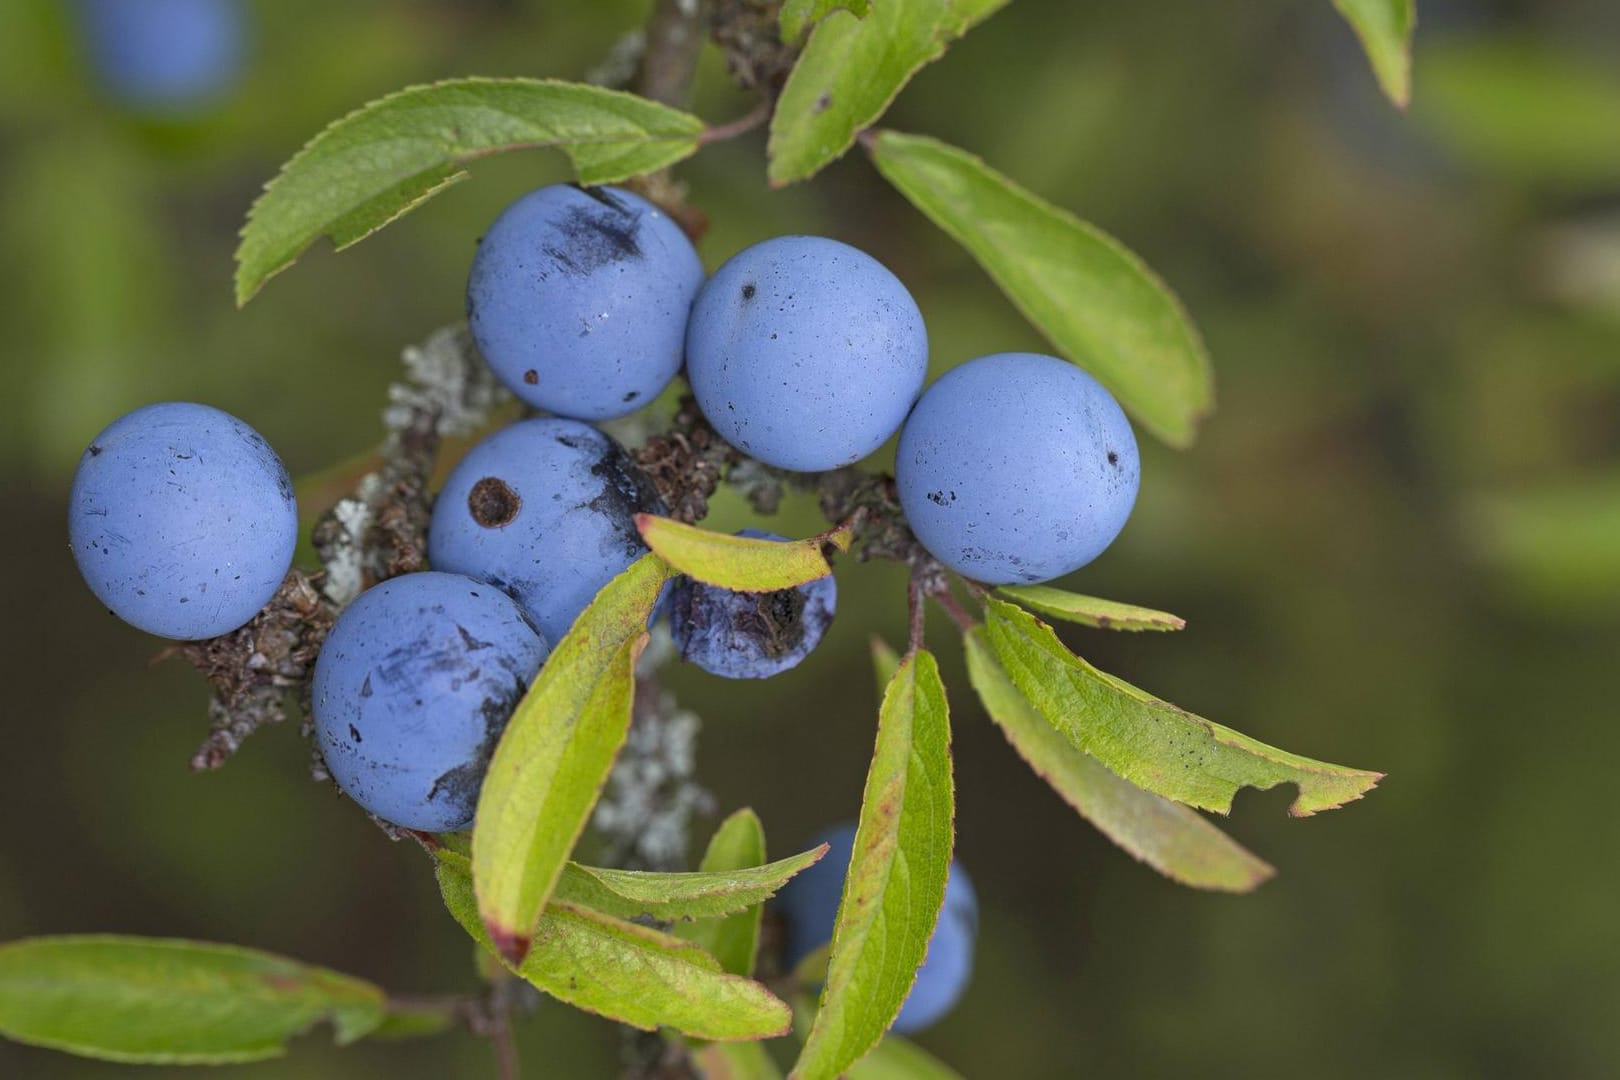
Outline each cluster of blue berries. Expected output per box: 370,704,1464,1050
469,183,1141,588
67,180,1135,888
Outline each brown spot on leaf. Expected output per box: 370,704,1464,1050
487,924,532,967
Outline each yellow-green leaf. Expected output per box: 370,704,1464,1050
869,130,1213,447
964,628,1273,892
792,943,831,987
997,584,1185,632
236,78,706,304
677,809,772,976
1470,471,1620,612
0,937,385,1065
792,651,954,1080
437,853,791,1041
848,1036,966,1079
1418,37,1620,188
768,0,1009,186
555,842,827,924
472,553,674,965
984,599,1382,816
636,515,850,592
1331,0,1416,108
695,1040,786,1080
870,636,902,690
780,0,872,44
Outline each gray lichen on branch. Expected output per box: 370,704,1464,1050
178,326,506,771
314,325,508,606
593,627,717,872
177,570,332,771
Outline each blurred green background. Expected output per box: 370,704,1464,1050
4,0,1620,1076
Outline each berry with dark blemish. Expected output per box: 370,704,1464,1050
670,529,836,680
466,183,704,421
312,571,549,832
428,418,664,644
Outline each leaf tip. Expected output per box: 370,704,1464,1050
1287,770,1386,818
821,522,855,554
485,922,531,968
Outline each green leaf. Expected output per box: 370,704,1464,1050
365,1009,456,1042
472,553,674,965
791,943,832,987
235,78,707,304
963,628,1274,892
1469,471,1620,612
437,853,791,1041
695,1039,786,1080
869,130,1214,448
780,0,872,44
1418,38,1620,188
0,936,385,1065
1331,0,1416,108
996,584,1185,632
768,0,1009,186
677,809,772,976
635,516,851,592
870,636,902,691
792,651,954,1080
984,599,1382,816
848,1036,966,1080
555,843,827,924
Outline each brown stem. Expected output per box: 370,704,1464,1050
930,587,977,631
492,1013,520,1080
907,573,927,653
699,98,772,145
383,994,466,1019
637,0,711,107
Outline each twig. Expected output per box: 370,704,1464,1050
637,0,711,108
908,573,927,653
699,98,772,145
930,586,978,631
383,993,466,1019
492,1010,520,1080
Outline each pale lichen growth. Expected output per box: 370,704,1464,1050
585,28,648,89
594,678,714,871
383,325,509,439
320,474,382,607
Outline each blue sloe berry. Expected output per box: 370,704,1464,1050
427,418,663,645
466,184,705,420
312,571,550,832
77,0,246,113
685,236,928,471
775,822,978,1035
897,352,1140,585
68,401,297,640
670,529,836,680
